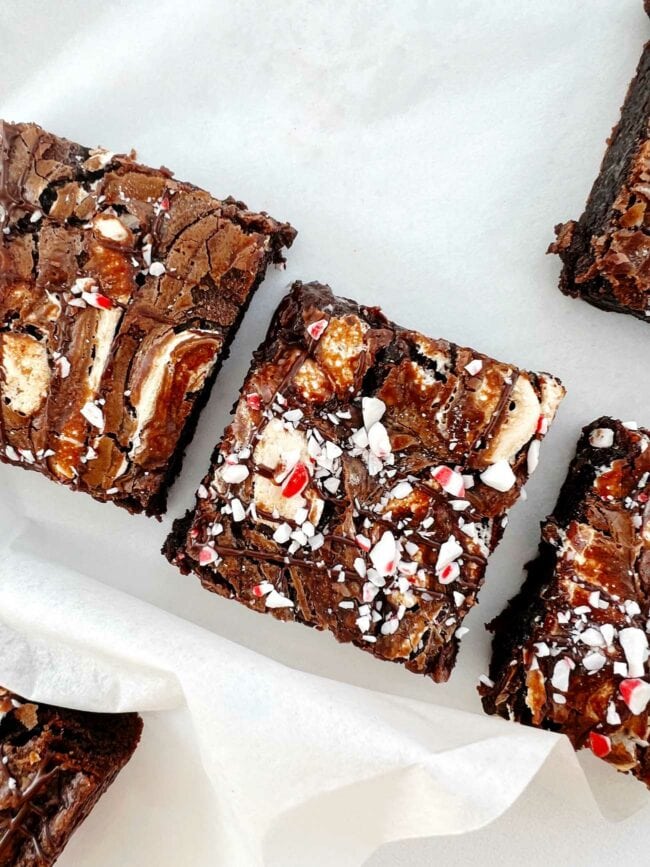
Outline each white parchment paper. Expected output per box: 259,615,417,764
1,1,650,864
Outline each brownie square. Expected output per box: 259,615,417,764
549,37,650,322
0,687,142,865
165,281,564,682
0,120,295,515
481,418,650,787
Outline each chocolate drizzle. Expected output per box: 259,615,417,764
0,688,142,865
481,418,650,788
0,120,296,516
0,750,60,861
166,281,564,682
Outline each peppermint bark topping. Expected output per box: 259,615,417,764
177,282,563,681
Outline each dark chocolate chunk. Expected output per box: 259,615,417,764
165,281,564,682
481,418,650,787
0,120,296,515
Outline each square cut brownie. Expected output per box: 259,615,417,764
0,687,142,866
549,33,650,322
481,418,650,787
0,121,295,515
165,282,564,681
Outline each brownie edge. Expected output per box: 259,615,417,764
549,34,650,322
481,418,650,789
0,688,142,866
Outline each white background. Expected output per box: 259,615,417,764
1,1,649,863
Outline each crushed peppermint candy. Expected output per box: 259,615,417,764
80,401,105,430
431,465,465,497
306,318,328,340
480,460,516,492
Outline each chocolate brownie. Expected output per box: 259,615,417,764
549,31,650,322
0,120,295,515
0,687,142,865
165,281,564,682
481,418,650,786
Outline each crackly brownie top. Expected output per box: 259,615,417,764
0,120,295,513
482,418,650,782
0,687,142,865
172,281,564,681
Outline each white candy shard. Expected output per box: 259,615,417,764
551,657,574,692
273,523,292,544
367,421,391,458
221,463,249,485
362,396,386,430
527,439,540,474
80,401,104,430
265,589,294,609
619,627,649,678
464,359,483,376
480,460,516,492
579,627,605,648
582,651,606,673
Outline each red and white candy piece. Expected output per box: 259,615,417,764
588,732,612,758
355,534,371,552
82,290,113,310
306,318,328,340
436,535,463,575
198,546,218,566
246,392,262,410
438,561,460,585
536,415,548,436
281,461,311,498
253,582,273,598
369,531,399,577
619,678,650,715
431,465,465,497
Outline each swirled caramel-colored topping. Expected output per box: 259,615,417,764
482,418,650,789
0,120,296,514
166,281,564,683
